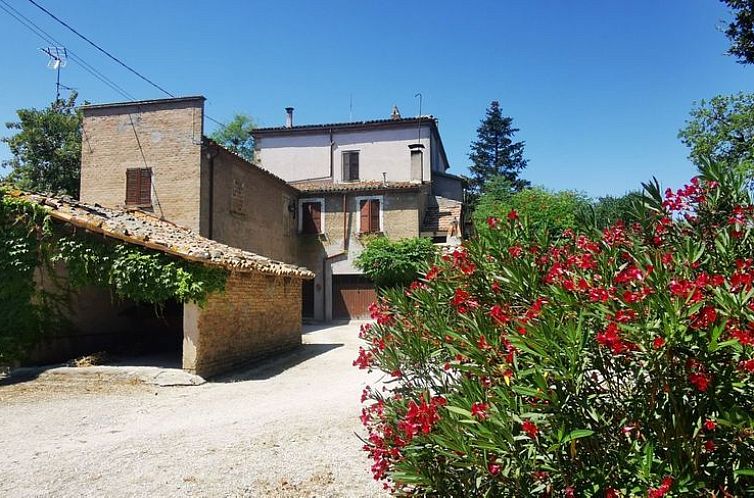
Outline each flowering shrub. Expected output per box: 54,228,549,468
356,161,754,496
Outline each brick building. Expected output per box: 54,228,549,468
16,191,313,378
79,96,465,323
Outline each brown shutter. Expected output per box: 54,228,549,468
360,200,370,233
139,168,152,206
369,199,380,233
310,202,322,233
126,169,139,205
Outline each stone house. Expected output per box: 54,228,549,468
78,96,464,323
253,107,465,320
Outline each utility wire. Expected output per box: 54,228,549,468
0,0,135,100
26,0,175,98
3,0,226,127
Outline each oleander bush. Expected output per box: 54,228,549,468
356,160,754,496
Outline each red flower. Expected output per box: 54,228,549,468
596,323,634,354
487,216,499,229
739,359,754,372
704,419,716,431
425,265,441,281
451,288,479,314
508,245,523,258
589,287,610,303
564,486,575,498
648,476,673,498
605,488,620,498
488,461,501,475
689,372,711,392
471,402,489,420
521,420,539,439
489,304,510,325
653,336,666,349
507,209,519,221
691,306,717,330
704,439,716,452
353,347,374,369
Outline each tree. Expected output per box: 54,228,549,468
209,113,255,161
467,101,529,197
473,177,590,235
2,93,82,198
591,191,644,228
355,236,436,288
678,93,754,167
721,0,754,64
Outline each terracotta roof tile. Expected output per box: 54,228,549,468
292,180,422,194
11,190,314,279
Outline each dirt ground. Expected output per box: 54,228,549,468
0,323,387,498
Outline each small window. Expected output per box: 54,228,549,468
125,168,152,207
343,151,359,181
359,198,381,234
301,200,323,234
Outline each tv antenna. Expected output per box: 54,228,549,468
415,92,423,142
40,47,67,100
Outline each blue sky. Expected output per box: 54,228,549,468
0,0,751,197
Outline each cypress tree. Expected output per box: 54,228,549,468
467,101,529,196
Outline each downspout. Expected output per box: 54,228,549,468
329,127,334,179
206,145,219,240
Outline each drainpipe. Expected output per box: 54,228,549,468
206,145,219,240
329,127,334,179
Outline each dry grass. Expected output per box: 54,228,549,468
66,351,109,367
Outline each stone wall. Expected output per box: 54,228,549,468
183,271,303,377
204,147,299,264
80,97,206,233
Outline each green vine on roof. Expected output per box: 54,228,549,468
0,187,228,365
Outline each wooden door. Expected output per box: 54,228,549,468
333,275,377,320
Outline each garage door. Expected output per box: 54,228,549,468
333,275,377,320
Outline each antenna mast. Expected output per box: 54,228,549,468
414,92,423,143
40,46,67,100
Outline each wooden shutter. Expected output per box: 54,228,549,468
369,199,380,232
126,169,139,205
125,168,152,207
360,200,370,233
139,168,152,206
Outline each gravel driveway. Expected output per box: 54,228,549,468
0,323,386,498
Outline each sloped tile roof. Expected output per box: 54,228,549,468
292,180,422,194
422,195,463,234
10,190,314,279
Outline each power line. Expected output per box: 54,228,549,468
0,0,135,100
2,0,226,127
26,0,175,98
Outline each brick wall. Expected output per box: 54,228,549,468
184,271,303,377
204,147,299,263
80,97,206,232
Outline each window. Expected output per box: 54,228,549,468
343,151,359,181
300,199,324,234
359,198,381,234
125,168,152,207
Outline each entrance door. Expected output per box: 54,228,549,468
333,275,377,320
302,279,315,319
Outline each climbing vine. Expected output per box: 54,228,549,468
0,187,228,365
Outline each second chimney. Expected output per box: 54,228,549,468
285,107,294,128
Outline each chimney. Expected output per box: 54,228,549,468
285,107,294,128
391,105,401,120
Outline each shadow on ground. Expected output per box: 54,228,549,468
212,342,343,383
